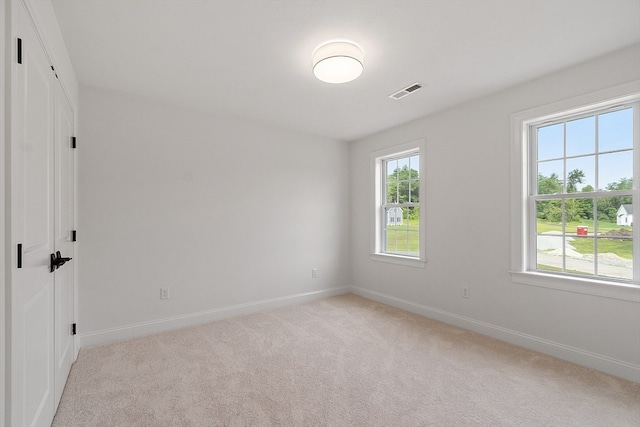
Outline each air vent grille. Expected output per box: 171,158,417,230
389,82,423,100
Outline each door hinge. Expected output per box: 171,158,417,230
71,136,77,149
17,38,22,64
71,323,77,336
72,230,77,242
17,243,23,268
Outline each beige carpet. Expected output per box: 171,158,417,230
53,294,639,426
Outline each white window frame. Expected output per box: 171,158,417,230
371,139,426,268
510,81,640,302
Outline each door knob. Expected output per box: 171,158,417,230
50,251,72,273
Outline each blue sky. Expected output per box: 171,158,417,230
537,107,633,190
386,154,420,177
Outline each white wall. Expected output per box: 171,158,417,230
77,86,350,344
349,44,640,381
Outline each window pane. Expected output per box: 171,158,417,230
566,197,594,224
599,108,633,152
387,181,398,203
386,159,398,203
597,195,632,224
408,155,420,203
409,170,419,203
537,160,563,194
566,237,595,275
536,199,562,223
537,123,564,160
406,231,420,256
410,155,419,174
385,207,404,226
407,206,419,223
596,221,633,281
535,200,564,271
567,116,595,157
387,159,398,179
383,206,419,256
398,178,410,203
566,199,595,276
535,199,598,276
384,228,397,253
596,235,633,280
599,151,633,190
397,156,409,172
565,156,595,193
536,234,564,272
596,196,633,280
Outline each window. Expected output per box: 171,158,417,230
371,140,426,267
511,83,639,300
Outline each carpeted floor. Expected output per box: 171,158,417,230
53,294,640,426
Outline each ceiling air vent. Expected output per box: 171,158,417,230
389,82,423,100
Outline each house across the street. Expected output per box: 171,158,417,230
617,204,633,226
387,207,403,226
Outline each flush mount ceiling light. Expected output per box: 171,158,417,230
313,41,364,84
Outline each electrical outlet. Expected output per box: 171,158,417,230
160,287,170,300
311,268,318,278
462,287,470,298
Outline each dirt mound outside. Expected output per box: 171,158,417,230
600,228,632,237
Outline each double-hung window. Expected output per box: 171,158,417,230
511,84,639,299
371,140,426,267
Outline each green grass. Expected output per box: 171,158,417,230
536,219,632,234
385,218,420,254
570,237,633,259
537,219,633,259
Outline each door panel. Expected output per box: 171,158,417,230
11,3,56,426
23,285,54,425
23,44,53,251
13,3,55,272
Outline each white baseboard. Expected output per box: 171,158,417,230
350,286,640,383
80,286,350,348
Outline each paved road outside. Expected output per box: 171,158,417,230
537,232,632,280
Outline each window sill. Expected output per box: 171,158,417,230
511,271,640,302
370,253,426,269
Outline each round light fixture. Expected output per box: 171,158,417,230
312,41,364,84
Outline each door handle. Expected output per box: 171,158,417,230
50,251,72,273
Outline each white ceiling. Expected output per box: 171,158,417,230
51,0,640,142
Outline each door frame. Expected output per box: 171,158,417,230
1,0,8,425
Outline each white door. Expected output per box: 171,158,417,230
11,3,75,426
11,5,56,425
53,81,75,407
